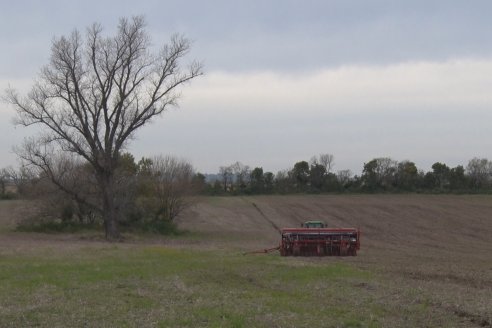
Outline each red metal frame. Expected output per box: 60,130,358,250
280,227,361,256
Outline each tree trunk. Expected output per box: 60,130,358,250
104,210,119,240
100,173,120,241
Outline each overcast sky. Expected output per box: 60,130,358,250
1,0,492,174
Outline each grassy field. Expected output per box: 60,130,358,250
0,195,491,327
0,245,443,327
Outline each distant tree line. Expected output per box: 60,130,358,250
2,153,492,233
198,154,492,195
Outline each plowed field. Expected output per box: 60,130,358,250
178,195,492,326
1,195,491,327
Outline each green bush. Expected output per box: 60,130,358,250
61,205,74,222
0,192,17,200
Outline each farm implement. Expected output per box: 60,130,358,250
244,221,361,256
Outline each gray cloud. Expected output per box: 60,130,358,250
1,1,492,173
3,1,492,75
128,60,492,173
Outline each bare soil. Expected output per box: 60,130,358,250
1,194,491,326
178,195,492,327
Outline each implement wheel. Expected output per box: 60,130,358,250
293,245,300,256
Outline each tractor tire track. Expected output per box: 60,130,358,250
246,199,281,234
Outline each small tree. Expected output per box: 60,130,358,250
191,173,208,194
6,16,202,239
250,167,265,194
274,169,293,194
362,157,397,191
219,165,233,192
0,168,9,197
319,153,335,173
431,162,450,190
336,170,352,189
4,166,37,197
231,162,251,193
137,155,195,222
449,165,467,190
395,161,418,191
263,171,274,193
309,163,326,191
466,157,492,190
292,161,310,191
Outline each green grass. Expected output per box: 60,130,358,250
0,192,17,200
16,219,185,236
0,246,441,327
15,221,102,233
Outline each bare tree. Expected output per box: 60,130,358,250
319,153,335,173
138,155,195,222
230,161,251,191
10,152,104,224
0,168,9,196
219,165,233,192
3,165,37,196
6,16,202,239
309,156,319,167
309,154,335,173
336,169,352,187
466,157,492,189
